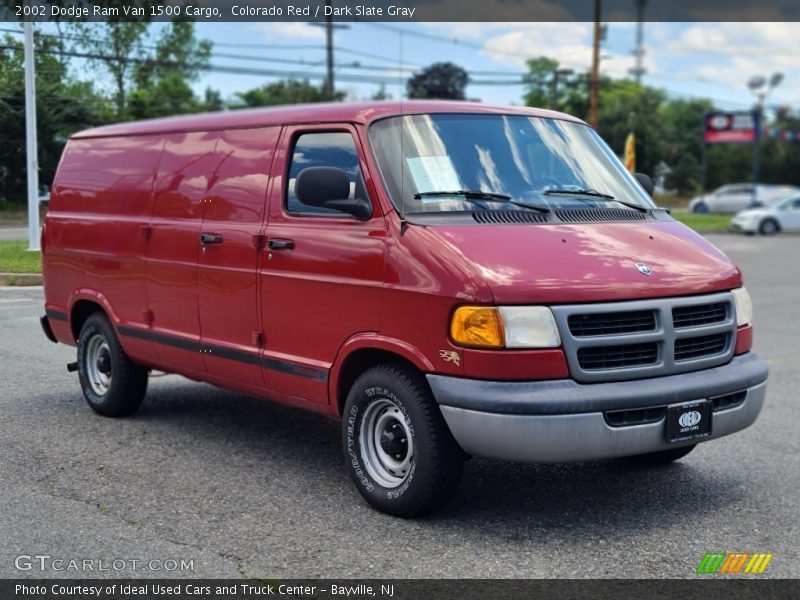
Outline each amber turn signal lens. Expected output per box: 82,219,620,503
450,306,505,348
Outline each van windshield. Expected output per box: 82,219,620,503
368,113,654,215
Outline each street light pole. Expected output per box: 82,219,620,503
24,21,40,252
747,72,783,207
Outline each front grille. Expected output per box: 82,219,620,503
605,406,666,427
577,343,659,370
568,310,656,337
673,303,728,328
674,333,728,361
551,292,736,383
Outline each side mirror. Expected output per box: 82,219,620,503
634,173,655,197
295,166,372,220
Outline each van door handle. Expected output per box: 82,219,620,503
267,238,294,251
199,233,223,245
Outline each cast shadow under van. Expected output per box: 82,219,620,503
132,377,744,535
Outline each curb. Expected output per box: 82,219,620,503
0,272,42,286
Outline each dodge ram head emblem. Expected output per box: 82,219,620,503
635,262,652,276
439,350,461,366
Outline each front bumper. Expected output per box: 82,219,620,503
427,353,767,463
730,218,759,233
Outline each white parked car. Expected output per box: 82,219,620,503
731,194,800,235
689,183,798,214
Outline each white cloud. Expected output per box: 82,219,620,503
469,22,658,81
254,22,325,41
658,23,800,103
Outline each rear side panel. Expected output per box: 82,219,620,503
145,131,218,374
44,135,163,363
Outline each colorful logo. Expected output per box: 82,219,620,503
696,552,773,574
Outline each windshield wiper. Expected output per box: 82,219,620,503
543,188,648,212
413,190,550,213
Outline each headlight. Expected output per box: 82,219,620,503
450,305,561,349
731,287,753,326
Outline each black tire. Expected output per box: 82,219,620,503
342,363,465,517
692,202,709,214
759,218,780,236
77,312,148,417
623,444,696,465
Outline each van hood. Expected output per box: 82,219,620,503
427,221,741,304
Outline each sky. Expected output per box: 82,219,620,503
180,21,800,113
6,20,797,113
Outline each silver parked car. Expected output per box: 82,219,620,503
689,183,798,214
731,194,800,235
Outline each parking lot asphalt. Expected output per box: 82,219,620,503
0,233,798,579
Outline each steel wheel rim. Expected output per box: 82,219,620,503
85,334,112,396
359,398,414,488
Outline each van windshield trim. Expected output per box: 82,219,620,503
366,112,655,218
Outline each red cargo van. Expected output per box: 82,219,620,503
41,101,767,516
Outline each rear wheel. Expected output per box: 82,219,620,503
623,444,696,465
692,202,709,214
342,363,465,517
77,313,148,417
759,218,780,235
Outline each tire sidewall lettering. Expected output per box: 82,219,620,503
346,405,374,492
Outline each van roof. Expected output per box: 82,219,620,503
71,100,585,139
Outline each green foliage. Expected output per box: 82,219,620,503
127,22,212,119
0,34,110,206
522,54,800,194
596,80,666,180
0,240,42,274
522,57,559,108
76,21,149,119
671,212,732,232
234,79,344,107
372,84,391,101
407,62,468,100
659,98,712,193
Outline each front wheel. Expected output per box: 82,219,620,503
759,218,780,235
77,313,148,417
342,363,465,517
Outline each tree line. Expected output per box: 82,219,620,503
1,24,798,207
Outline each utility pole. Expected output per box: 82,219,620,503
589,0,601,128
24,21,40,252
311,0,348,98
324,0,334,97
550,68,574,110
747,73,783,207
630,0,646,85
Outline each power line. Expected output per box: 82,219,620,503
1,43,529,87
0,27,528,79
1,27,773,108
365,22,535,60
